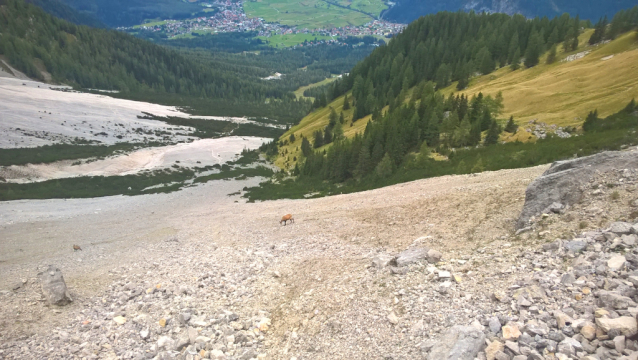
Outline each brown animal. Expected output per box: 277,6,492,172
73,244,82,251
280,214,294,226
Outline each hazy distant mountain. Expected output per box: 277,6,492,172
383,0,638,23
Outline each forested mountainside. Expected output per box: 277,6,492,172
256,7,638,198
383,0,638,24
0,0,321,122
24,0,104,28
55,0,204,28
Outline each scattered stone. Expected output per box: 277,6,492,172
113,316,126,325
387,312,399,325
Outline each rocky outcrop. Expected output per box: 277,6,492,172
38,265,72,306
517,150,638,229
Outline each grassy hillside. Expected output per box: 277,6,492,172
442,30,638,127
274,93,374,169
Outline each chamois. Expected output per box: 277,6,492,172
280,214,294,226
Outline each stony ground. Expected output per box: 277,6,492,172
1,160,638,360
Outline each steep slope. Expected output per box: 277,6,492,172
383,0,637,24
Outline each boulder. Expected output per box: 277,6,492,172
427,325,486,360
38,265,72,306
516,151,638,229
596,316,638,337
596,290,636,309
610,222,634,235
394,247,429,267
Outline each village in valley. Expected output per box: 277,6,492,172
119,0,406,46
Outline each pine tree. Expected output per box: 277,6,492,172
477,47,494,75
313,130,324,148
343,94,350,110
589,16,608,45
480,110,492,131
328,107,338,127
524,30,543,68
563,28,575,53
339,112,345,124
484,120,502,145
289,133,296,143
332,120,344,141
507,32,519,64
510,48,521,70
301,137,312,157
375,153,393,178
504,116,518,133
546,44,557,64
625,98,636,113
582,109,599,132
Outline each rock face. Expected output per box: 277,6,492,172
516,151,638,229
38,265,72,306
426,325,486,360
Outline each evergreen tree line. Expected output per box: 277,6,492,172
297,81,509,183
589,7,638,45
330,10,593,123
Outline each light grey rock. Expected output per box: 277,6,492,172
596,316,638,337
238,349,257,360
426,325,486,360
516,151,638,229
38,265,72,306
394,247,430,266
543,240,562,251
543,202,564,214
608,255,627,271
426,249,443,263
632,223,638,235
557,337,582,356
622,234,638,246
610,222,634,235
488,317,501,334
140,329,150,340
561,273,576,285
174,334,190,351
565,240,587,253
372,254,394,268
597,290,636,309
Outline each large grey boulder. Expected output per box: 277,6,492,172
517,151,638,229
38,265,72,306
426,325,486,360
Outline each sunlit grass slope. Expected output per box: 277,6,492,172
443,30,638,127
